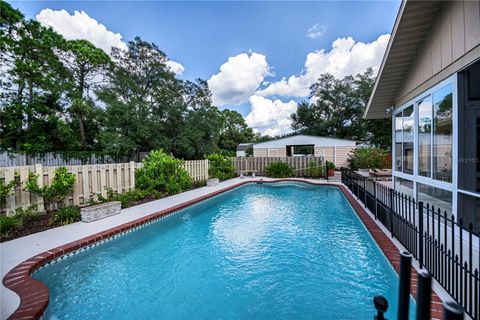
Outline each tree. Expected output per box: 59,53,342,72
60,39,111,149
97,37,179,159
218,109,254,154
290,68,391,149
0,3,78,154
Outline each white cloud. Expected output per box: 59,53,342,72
208,53,271,106
306,23,326,39
36,9,185,75
257,34,390,98
36,9,127,54
165,60,185,75
245,95,297,136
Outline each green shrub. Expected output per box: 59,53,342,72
265,161,294,178
347,147,387,170
25,166,76,210
135,150,192,195
326,161,336,170
55,206,81,225
306,161,325,178
0,215,22,237
15,205,42,220
104,188,161,208
207,153,235,181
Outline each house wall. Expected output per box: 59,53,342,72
253,148,286,157
396,0,480,107
254,146,354,167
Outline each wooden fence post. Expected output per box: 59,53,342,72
130,161,135,190
35,164,44,211
4,167,16,215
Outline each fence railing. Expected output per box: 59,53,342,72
234,156,324,177
0,151,151,167
0,160,209,215
341,168,479,320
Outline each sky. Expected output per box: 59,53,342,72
9,0,401,136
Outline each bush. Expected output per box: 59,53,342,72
265,161,294,178
207,154,235,181
347,147,387,170
55,206,81,225
326,161,336,170
135,150,192,195
103,188,161,208
306,161,325,178
0,215,22,237
25,166,76,210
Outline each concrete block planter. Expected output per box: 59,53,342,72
81,201,121,223
207,178,219,187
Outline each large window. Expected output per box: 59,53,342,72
394,106,414,174
417,183,452,216
403,106,414,174
418,96,432,177
395,112,403,171
433,84,453,182
394,177,414,198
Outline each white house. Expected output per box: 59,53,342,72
252,135,357,168
364,0,480,230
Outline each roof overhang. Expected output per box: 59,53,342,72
364,0,442,119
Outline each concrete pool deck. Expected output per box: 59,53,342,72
0,177,454,319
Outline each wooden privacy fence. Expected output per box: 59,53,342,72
233,156,324,177
0,160,209,215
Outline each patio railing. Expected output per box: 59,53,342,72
341,168,479,320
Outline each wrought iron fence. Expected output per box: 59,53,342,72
341,168,480,320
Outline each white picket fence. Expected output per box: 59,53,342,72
0,160,209,215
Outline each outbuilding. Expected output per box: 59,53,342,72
251,135,357,168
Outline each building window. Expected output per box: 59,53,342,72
417,183,452,216
394,106,414,174
395,112,403,172
418,95,432,177
403,106,414,174
433,84,453,183
394,177,414,198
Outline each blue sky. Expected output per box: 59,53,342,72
10,0,401,135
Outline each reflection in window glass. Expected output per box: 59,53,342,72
418,96,432,177
395,112,403,172
417,183,452,217
403,106,414,174
394,177,414,198
433,84,453,183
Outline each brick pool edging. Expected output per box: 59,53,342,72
2,179,443,319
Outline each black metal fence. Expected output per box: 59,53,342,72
341,168,479,320
374,251,465,320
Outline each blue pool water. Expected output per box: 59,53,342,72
35,183,414,319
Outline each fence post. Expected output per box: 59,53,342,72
363,177,367,206
205,159,209,180
389,188,394,237
4,167,16,215
129,161,135,190
373,180,377,220
418,202,424,268
373,295,388,320
442,301,464,320
415,269,431,320
397,251,411,320
35,164,44,211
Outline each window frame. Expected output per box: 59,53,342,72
391,74,458,213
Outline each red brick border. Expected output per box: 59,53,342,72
2,180,444,319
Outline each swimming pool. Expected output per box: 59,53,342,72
34,183,414,319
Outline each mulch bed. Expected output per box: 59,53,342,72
1,212,61,243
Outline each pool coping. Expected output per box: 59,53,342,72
2,179,444,319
